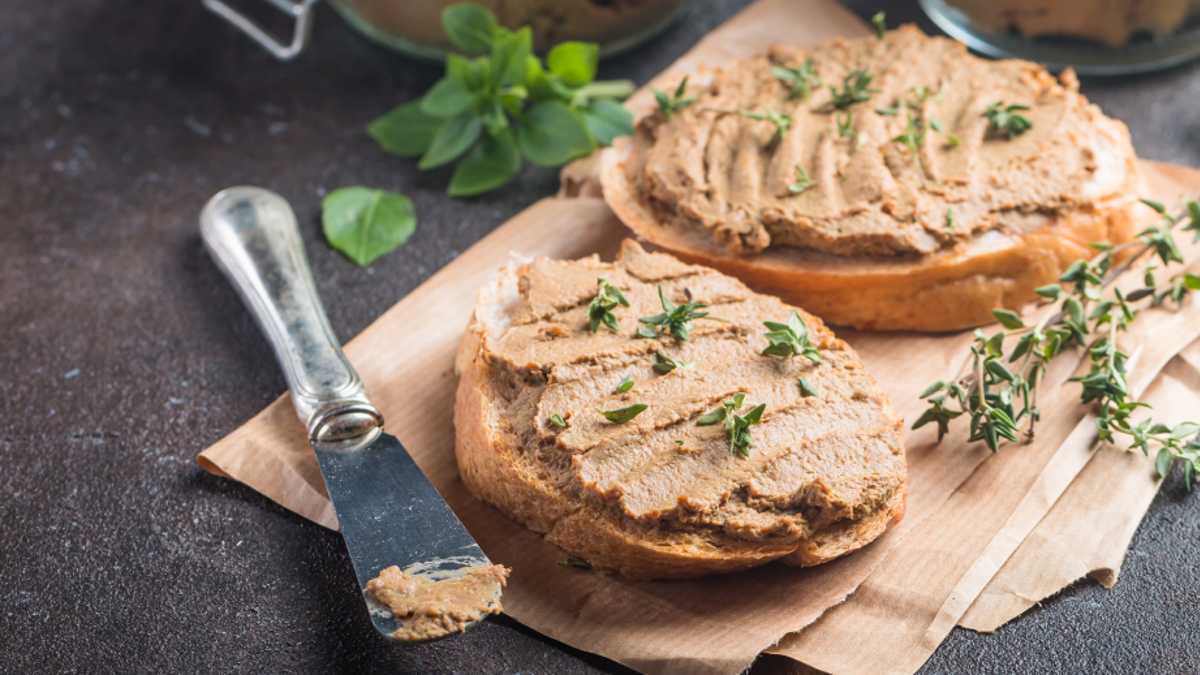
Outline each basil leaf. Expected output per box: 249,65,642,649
449,128,521,197
367,101,441,157
547,41,598,87
582,99,633,146
516,101,594,167
419,111,483,170
490,26,533,87
420,76,475,118
322,187,416,267
442,3,497,55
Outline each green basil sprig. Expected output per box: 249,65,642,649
368,3,635,197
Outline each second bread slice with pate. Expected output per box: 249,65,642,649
454,239,906,579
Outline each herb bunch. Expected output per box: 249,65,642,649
762,311,822,363
367,3,634,197
914,200,1200,487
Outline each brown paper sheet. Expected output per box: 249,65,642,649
195,2,1200,672
960,338,1200,632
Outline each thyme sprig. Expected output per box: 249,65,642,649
983,102,1032,139
829,69,877,110
588,277,629,333
762,311,823,363
655,76,696,120
772,59,821,101
914,200,1200,487
695,393,765,457
638,286,709,341
788,165,815,194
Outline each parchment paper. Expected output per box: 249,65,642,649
196,1,1200,672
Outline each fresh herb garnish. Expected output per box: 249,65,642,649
697,393,745,426
739,110,792,147
762,311,822,363
601,403,647,424
638,286,709,341
876,104,899,117
789,165,815,194
727,403,766,458
829,69,877,110
983,102,1033,139
321,187,417,267
798,378,820,398
614,376,634,394
914,200,1200,488
655,76,696,120
588,277,629,333
837,110,856,141
653,350,690,374
945,208,955,230
365,3,634,197
771,59,821,100
871,11,887,38
696,394,766,457
893,114,925,159
547,413,568,429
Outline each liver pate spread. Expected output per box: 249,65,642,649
627,26,1130,258
365,563,509,641
476,243,905,559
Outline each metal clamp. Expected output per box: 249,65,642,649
202,0,319,61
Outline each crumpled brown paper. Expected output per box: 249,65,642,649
197,1,1200,672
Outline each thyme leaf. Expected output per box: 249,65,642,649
771,59,821,100
601,403,647,424
655,76,696,120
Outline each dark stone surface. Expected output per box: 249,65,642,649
2,0,1198,672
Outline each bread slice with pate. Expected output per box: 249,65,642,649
601,26,1139,332
454,240,906,579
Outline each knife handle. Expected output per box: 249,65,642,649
199,186,383,452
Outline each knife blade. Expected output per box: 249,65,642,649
199,185,498,642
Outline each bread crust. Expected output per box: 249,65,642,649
454,245,907,579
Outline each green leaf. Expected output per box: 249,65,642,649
367,101,443,157
1034,284,1062,300
442,3,497,54
615,377,634,394
695,407,726,426
548,413,568,429
992,308,1025,330
448,128,521,196
516,101,595,167
419,111,483,170
321,187,416,267
1184,273,1200,290
798,378,820,397
420,76,476,118
490,27,533,87
1156,447,1173,478
547,41,599,87
582,99,633,146
601,403,647,424
1139,198,1167,215
919,381,945,399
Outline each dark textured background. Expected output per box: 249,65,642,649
3,0,1199,672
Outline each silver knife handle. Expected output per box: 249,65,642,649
199,186,383,452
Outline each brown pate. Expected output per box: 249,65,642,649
457,241,906,577
626,26,1133,259
365,564,509,641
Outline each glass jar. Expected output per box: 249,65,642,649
921,0,1200,74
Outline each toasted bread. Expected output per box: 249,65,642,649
600,27,1140,332
454,240,906,579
